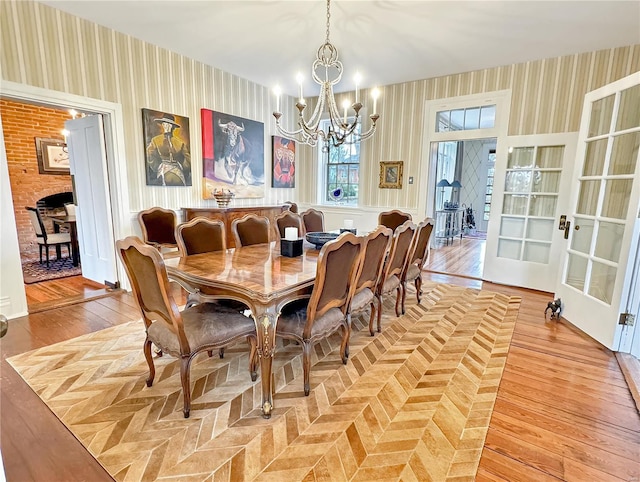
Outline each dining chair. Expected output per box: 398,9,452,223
373,220,416,333
176,217,226,256
378,210,412,231
349,226,393,336
276,232,363,396
400,218,435,314
284,201,299,214
25,206,72,268
63,203,76,216
301,208,325,233
275,210,303,238
138,207,178,254
231,214,271,247
400,218,435,315
116,236,258,418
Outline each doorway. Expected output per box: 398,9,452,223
1,80,131,317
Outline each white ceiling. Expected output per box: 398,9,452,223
41,1,640,97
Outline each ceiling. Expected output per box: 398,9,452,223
41,1,640,97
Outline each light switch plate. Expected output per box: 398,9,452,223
408,176,414,184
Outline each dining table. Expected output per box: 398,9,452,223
164,241,320,418
50,214,80,267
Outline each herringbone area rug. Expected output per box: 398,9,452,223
8,282,520,481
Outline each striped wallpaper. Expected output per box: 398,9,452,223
2,1,639,214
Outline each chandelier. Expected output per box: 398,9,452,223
272,0,380,148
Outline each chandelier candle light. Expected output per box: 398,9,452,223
273,0,380,148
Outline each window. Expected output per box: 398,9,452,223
484,150,496,221
319,118,361,206
436,105,496,132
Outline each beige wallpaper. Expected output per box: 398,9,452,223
2,1,639,214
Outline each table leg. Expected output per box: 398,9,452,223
69,223,80,267
251,304,279,418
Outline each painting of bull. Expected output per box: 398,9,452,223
201,109,264,199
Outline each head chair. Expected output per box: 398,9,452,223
374,220,416,332
25,206,71,267
275,210,303,238
63,203,76,216
301,208,325,233
276,232,363,395
350,226,393,335
176,217,226,256
116,236,257,418
400,218,435,313
378,210,412,231
231,214,271,247
138,207,178,250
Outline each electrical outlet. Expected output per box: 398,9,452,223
408,176,414,184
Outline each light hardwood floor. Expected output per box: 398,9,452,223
426,237,485,279
2,271,639,481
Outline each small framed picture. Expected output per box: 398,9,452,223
379,161,403,189
35,137,70,175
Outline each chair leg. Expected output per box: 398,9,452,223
219,348,225,359
248,335,258,382
302,341,312,396
368,300,377,336
56,243,61,260
340,321,350,364
143,338,155,387
45,245,50,268
401,281,408,315
376,296,383,334
395,286,402,317
180,356,193,418
415,276,423,304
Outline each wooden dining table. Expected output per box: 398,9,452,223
50,215,80,267
164,241,320,418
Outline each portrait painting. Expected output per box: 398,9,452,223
142,108,191,186
379,161,403,189
201,109,265,199
35,137,69,175
272,136,295,188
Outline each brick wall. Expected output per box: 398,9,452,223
2,99,73,261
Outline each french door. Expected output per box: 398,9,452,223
555,73,640,350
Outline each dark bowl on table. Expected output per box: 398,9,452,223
305,232,340,249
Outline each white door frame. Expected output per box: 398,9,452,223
1,81,131,308
419,90,512,224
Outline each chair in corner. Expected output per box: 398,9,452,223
378,209,412,231
349,226,394,336
276,232,363,396
301,208,325,233
373,220,416,333
231,214,271,247
25,206,72,268
138,207,178,256
275,210,304,238
116,236,258,418
400,218,435,314
63,202,76,216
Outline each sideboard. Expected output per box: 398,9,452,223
182,205,287,248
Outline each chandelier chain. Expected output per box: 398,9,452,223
325,0,331,44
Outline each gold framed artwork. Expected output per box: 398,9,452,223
379,161,403,189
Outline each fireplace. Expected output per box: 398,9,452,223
36,191,73,232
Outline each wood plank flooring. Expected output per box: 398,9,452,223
426,237,485,279
24,275,119,313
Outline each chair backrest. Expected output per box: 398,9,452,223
64,203,76,216
275,211,303,238
138,207,178,248
301,208,325,233
176,217,226,256
284,201,299,214
25,206,47,240
116,236,187,350
404,218,435,277
303,232,363,334
231,214,271,247
354,226,393,295
378,210,412,231
378,221,416,292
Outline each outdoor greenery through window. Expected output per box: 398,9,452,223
320,118,360,205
